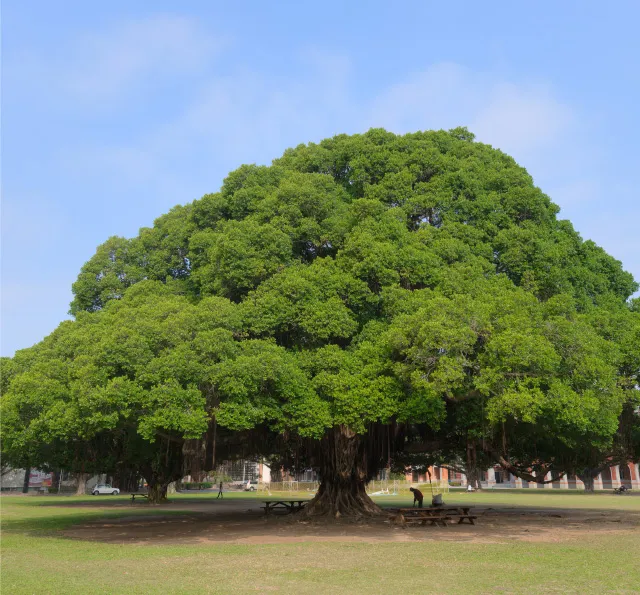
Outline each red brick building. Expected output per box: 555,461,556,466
405,462,640,490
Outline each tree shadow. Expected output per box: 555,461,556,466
1,507,184,536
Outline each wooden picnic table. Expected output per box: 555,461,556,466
395,506,477,526
130,492,149,502
261,500,308,515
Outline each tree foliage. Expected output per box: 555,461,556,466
3,128,639,507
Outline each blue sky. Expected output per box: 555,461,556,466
2,0,639,356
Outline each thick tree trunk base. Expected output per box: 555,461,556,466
300,426,383,519
579,475,596,493
147,483,168,504
75,473,89,496
302,480,382,518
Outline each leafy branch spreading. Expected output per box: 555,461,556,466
2,128,639,509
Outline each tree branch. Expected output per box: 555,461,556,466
481,441,566,484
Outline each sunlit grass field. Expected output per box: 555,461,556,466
2,491,639,594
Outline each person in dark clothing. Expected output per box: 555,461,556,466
409,487,423,508
217,481,223,499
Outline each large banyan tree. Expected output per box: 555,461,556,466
2,128,639,510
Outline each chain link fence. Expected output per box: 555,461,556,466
366,479,449,496
258,479,449,496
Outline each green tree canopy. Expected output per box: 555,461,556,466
3,128,638,509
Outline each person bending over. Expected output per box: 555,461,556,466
409,487,423,508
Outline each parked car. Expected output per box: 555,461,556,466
244,480,259,492
92,484,120,496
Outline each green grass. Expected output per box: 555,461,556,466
161,487,640,511
2,492,639,594
375,489,640,511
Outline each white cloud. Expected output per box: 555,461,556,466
6,26,638,357
123,60,578,206
546,179,600,208
472,82,573,156
50,57,586,223
367,63,473,133
87,50,358,184
367,63,573,158
173,50,355,147
68,15,224,101
5,15,225,107
0,281,72,355
1,196,69,252
83,54,638,291
57,145,157,185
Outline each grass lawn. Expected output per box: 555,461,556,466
378,488,640,510
2,491,639,594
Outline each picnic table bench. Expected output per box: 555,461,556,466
393,506,477,526
130,492,149,502
261,500,308,515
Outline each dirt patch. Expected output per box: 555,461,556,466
61,501,640,545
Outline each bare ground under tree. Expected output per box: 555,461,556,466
61,498,640,545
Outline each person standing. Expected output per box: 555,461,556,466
217,480,223,499
409,487,423,508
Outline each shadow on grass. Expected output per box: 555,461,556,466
0,494,269,540
0,504,201,537
1,494,236,508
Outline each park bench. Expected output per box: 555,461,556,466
130,492,149,502
437,506,477,525
261,499,308,515
614,486,632,494
394,508,451,527
396,509,451,527
393,506,477,527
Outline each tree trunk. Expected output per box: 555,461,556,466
75,473,89,495
50,471,60,493
128,472,141,493
147,480,168,504
578,473,596,493
142,436,185,503
466,466,483,490
204,415,217,471
465,441,482,489
119,470,139,493
22,467,31,494
303,426,381,518
145,471,181,504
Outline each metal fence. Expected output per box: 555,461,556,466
258,479,449,496
366,480,449,496
259,481,318,494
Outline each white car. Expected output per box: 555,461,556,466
92,484,120,496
